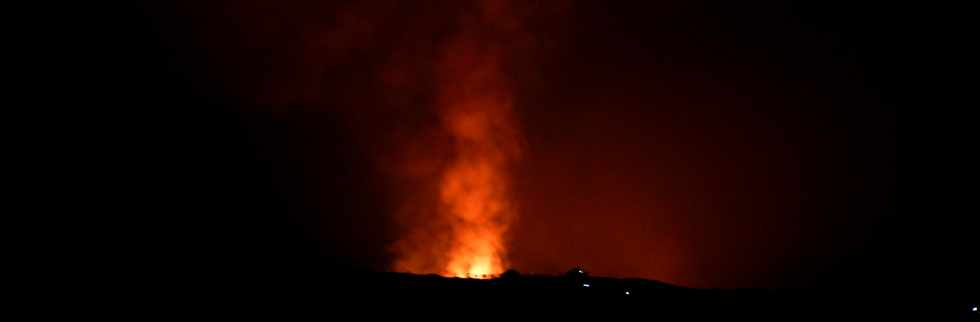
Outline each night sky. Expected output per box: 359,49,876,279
122,1,954,290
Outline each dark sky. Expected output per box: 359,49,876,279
124,1,950,290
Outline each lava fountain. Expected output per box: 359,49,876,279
392,0,525,279
437,55,522,278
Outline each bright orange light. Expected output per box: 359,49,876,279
436,61,520,279
391,0,524,280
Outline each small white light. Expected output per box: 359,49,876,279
624,291,630,295
583,283,590,287
578,269,583,273
972,306,978,312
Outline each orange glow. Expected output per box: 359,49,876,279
391,0,523,279
439,129,516,278
435,36,522,280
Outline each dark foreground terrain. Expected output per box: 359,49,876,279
170,266,976,321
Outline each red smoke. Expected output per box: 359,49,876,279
158,0,891,288
392,0,527,278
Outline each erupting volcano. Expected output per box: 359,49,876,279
137,0,908,298
436,54,522,278
391,0,526,279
